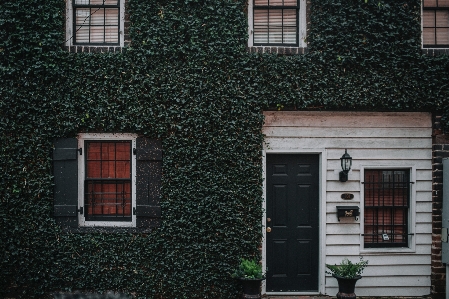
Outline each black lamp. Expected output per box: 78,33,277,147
339,149,352,182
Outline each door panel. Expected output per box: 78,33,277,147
266,154,319,292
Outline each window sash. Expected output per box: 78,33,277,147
73,0,120,45
364,170,410,248
423,0,449,47
253,0,299,46
84,141,132,221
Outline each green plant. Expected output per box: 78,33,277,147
232,258,265,279
325,257,368,279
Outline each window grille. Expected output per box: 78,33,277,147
73,0,120,45
253,0,299,46
423,0,449,47
364,170,410,248
84,141,132,221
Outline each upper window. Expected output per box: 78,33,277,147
423,0,449,48
66,0,125,47
364,169,410,248
248,0,307,48
53,134,162,231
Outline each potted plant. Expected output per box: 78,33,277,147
326,257,368,299
232,258,265,299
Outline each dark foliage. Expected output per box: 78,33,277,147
0,0,448,298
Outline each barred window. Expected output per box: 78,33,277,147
84,141,132,221
73,0,120,45
364,170,410,248
253,0,300,46
423,0,449,48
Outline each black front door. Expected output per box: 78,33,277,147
266,154,319,292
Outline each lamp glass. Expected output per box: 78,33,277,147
340,149,352,172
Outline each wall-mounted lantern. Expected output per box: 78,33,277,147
339,149,352,182
336,206,359,221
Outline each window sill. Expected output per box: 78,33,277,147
422,48,449,56
247,46,308,55
360,247,415,254
64,45,128,54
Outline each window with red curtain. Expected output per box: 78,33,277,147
364,169,410,248
84,141,132,221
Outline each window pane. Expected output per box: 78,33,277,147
105,8,119,25
76,9,91,26
254,0,268,5
254,9,269,43
76,26,90,43
283,0,297,5
91,8,105,25
270,0,284,6
436,10,449,27
440,0,449,7
91,0,119,4
423,28,436,44
283,26,297,43
75,0,89,5
423,11,436,27
268,10,283,43
436,27,449,44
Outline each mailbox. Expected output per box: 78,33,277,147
336,206,359,221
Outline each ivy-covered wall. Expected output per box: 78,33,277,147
1,0,448,298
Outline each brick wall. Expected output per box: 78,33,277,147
432,112,449,299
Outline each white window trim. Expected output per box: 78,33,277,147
77,133,137,227
248,0,307,48
65,0,125,47
359,165,416,254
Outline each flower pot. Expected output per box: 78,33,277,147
333,274,362,299
237,278,264,299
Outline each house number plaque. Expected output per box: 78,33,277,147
341,193,354,200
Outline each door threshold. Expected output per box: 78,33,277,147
263,295,329,299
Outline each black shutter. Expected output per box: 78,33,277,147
135,137,162,228
53,138,79,228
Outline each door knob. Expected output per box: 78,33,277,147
267,218,271,222
266,227,272,233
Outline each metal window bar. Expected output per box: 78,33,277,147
364,170,410,248
84,140,132,221
84,179,131,221
253,0,299,46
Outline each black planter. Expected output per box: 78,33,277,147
237,278,264,299
333,275,362,299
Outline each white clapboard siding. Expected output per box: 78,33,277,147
263,111,432,296
264,137,432,150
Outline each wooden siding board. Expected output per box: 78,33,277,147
266,137,432,151
263,111,432,128
263,127,432,138
325,254,431,265
326,287,431,297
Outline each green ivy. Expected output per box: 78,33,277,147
1,0,448,298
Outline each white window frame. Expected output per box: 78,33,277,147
359,165,416,253
248,0,307,48
65,0,125,47
78,133,137,227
